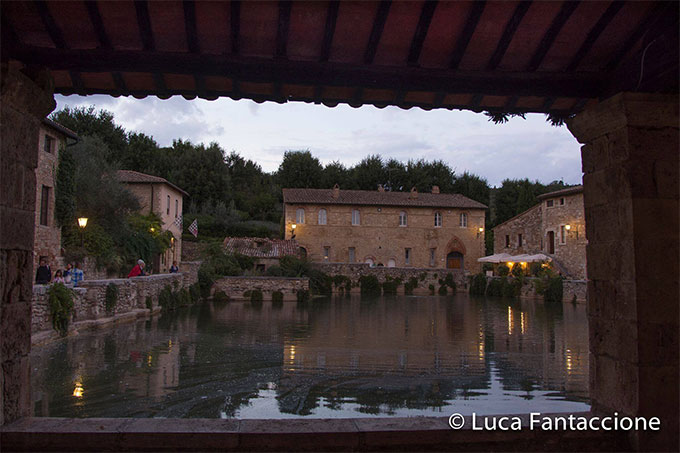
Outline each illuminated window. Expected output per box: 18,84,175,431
296,208,305,224
318,209,327,225
323,246,330,260
352,209,360,225
434,212,442,227
399,211,407,226
459,213,467,227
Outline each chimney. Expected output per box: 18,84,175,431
432,185,440,194
332,183,340,199
377,184,385,192
409,186,418,199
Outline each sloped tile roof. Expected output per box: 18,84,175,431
537,185,583,200
283,188,487,209
223,237,299,259
117,170,189,196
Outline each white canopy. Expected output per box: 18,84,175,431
477,253,552,263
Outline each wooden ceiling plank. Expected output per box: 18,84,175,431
566,1,624,72
503,95,519,112
112,72,128,95
319,1,339,62
230,1,240,54
486,1,532,71
276,0,292,58
407,0,438,66
84,0,111,49
449,2,486,69
527,1,580,72
363,1,392,65
183,0,199,53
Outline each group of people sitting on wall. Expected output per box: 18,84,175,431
35,259,84,286
35,258,180,285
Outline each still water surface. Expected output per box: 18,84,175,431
31,294,589,418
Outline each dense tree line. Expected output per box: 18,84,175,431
51,106,573,249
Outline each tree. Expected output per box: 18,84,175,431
451,172,490,206
351,155,387,190
276,150,324,189
54,145,76,228
323,161,351,188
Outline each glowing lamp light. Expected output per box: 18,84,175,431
507,261,514,268
291,224,297,230
478,227,484,233
565,224,572,230
73,383,84,398
77,217,88,228
150,227,155,233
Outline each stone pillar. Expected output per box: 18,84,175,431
0,62,55,425
568,93,679,451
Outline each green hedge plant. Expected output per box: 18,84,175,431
48,283,74,336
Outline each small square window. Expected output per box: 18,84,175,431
546,200,554,208
559,198,565,205
43,135,54,153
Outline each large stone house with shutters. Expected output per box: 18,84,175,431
282,185,487,273
492,186,587,279
33,119,78,273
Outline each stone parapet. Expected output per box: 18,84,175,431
31,273,194,337
212,276,309,301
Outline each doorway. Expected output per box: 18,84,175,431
547,231,555,254
446,252,464,269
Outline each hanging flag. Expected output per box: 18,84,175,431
173,214,183,229
188,219,198,237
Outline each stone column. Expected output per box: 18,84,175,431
0,62,55,425
568,93,679,451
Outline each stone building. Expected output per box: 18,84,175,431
223,237,299,272
282,185,487,273
493,186,586,279
33,118,78,273
116,170,188,273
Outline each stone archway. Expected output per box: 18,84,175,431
444,236,466,270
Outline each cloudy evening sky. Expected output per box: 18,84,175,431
55,95,583,187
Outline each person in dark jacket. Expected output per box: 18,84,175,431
35,258,52,284
169,261,179,273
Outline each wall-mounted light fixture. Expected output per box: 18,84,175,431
291,223,297,239
477,227,484,238
565,224,579,239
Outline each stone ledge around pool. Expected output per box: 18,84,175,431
212,276,309,301
1,413,627,452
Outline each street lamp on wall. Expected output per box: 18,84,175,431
477,227,484,238
291,223,297,239
77,217,88,246
565,224,579,239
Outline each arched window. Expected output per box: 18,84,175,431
365,258,374,267
459,213,468,227
296,208,305,224
387,259,396,268
352,209,360,225
399,211,407,226
434,211,442,227
318,208,327,225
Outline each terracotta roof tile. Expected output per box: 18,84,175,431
282,188,487,209
537,185,583,200
117,170,189,196
223,237,299,259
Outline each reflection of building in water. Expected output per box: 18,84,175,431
124,339,180,400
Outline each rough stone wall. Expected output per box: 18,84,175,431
513,277,587,303
1,63,56,425
492,194,587,280
316,262,468,293
181,240,205,261
541,192,587,279
493,204,542,255
568,92,679,450
32,126,65,274
212,276,309,301
284,203,486,273
179,261,201,288
31,273,188,334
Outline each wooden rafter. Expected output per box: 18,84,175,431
84,0,111,49
566,1,624,72
407,0,437,66
230,0,240,54
486,1,531,71
449,1,485,69
363,0,391,65
526,1,579,72
276,0,292,59
183,0,199,54
319,1,339,63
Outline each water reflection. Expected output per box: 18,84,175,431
31,294,589,418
